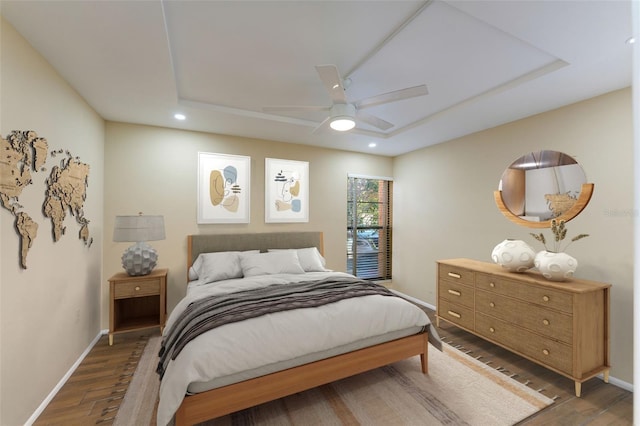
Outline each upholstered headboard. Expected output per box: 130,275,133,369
187,232,324,271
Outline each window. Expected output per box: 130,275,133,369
347,175,392,280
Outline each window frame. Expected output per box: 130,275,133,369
347,174,393,281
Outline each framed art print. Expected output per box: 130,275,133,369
197,152,251,223
265,158,309,223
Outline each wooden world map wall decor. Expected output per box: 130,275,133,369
0,130,92,269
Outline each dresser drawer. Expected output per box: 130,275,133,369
476,312,572,374
114,280,160,299
439,264,474,287
439,280,474,308
475,290,572,344
476,273,573,314
438,299,474,330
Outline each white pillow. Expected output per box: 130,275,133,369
268,247,328,272
240,251,305,277
188,266,199,281
192,250,259,283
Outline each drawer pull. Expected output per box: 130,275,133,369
447,272,461,279
542,349,550,356
489,302,495,308
447,289,461,296
542,319,550,326
542,295,550,302
489,327,495,333
489,282,495,288
135,286,141,291
447,310,461,319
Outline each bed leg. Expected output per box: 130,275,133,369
420,333,428,374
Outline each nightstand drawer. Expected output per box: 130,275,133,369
114,281,160,298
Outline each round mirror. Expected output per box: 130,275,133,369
494,150,594,228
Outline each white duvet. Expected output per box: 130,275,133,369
157,271,432,426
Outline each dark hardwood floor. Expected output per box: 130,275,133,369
34,309,632,425
34,331,154,426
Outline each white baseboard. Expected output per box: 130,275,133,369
25,329,108,425
390,289,634,394
604,374,634,393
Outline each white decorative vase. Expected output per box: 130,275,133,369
491,239,536,272
534,251,578,282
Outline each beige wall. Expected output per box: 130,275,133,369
0,18,105,425
393,88,634,384
103,122,393,323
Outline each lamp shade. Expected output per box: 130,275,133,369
113,215,165,242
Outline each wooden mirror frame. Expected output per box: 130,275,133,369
494,183,594,228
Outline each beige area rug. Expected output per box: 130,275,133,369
114,336,162,426
115,336,553,426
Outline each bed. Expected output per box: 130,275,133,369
157,232,441,426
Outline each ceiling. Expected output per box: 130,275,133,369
1,1,634,157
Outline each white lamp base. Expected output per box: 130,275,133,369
121,242,158,276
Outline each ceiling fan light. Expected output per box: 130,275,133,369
329,104,356,131
330,117,356,131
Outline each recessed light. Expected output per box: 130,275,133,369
626,36,636,45
368,143,377,148
174,113,186,120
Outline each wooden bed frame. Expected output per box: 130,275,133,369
174,232,429,426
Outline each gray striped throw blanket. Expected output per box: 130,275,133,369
157,276,397,378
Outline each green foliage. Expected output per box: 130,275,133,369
347,177,382,227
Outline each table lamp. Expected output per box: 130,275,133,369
113,214,165,276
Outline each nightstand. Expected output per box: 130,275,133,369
108,268,167,345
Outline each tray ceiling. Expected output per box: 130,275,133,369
1,0,633,156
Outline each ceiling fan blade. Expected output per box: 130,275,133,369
263,105,331,113
312,116,332,134
356,110,394,131
355,84,428,110
315,65,348,104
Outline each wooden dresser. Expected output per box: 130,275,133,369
436,258,610,397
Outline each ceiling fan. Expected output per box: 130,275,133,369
263,65,428,133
